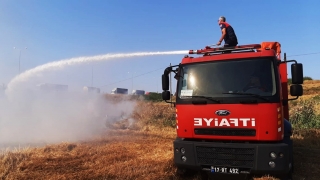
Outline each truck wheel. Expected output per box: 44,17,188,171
284,151,294,180
288,166,293,180
291,153,294,173
276,170,293,180
199,171,209,180
280,173,293,180
176,167,197,177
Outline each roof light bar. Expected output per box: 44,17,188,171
189,44,261,55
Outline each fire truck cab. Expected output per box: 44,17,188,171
161,42,303,179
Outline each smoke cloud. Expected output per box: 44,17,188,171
0,90,136,148
0,50,187,149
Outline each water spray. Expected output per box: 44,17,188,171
0,50,188,147
6,50,188,94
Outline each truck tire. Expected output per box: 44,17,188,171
276,168,293,180
199,171,209,180
176,167,197,177
279,173,293,180
291,152,294,173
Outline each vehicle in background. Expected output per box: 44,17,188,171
36,83,68,92
83,86,100,93
132,89,145,95
111,88,128,94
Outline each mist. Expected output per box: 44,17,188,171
0,88,136,149
0,50,187,149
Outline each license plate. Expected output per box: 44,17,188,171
211,166,239,174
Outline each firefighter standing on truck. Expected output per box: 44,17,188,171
216,16,238,47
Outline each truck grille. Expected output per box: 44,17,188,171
196,146,255,167
194,128,256,136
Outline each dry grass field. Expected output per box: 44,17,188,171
1,80,320,180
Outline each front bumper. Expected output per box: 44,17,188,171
174,138,291,175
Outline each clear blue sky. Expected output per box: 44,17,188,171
1,0,320,93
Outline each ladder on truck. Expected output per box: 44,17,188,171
188,42,281,59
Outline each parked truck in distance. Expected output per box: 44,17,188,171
161,42,303,179
83,86,100,93
36,83,68,92
132,89,145,95
111,88,128,95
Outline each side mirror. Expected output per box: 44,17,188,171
162,74,169,91
291,63,303,84
164,67,172,75
290,84,303,97
162,91,170,100
162,67,172,91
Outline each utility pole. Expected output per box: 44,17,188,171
170,63,172,94
91,65,93,87
13,47,27,74
128,71,134,93
1,83,5,90
170,63,172,106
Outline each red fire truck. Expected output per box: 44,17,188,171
161,42,303,179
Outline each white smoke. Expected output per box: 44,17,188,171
0,50,187,149
0,90,136,148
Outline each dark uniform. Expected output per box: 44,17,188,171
219,22,238,47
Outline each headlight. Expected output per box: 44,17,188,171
180,148,186,154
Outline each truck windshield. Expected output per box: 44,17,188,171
177,58,277,99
